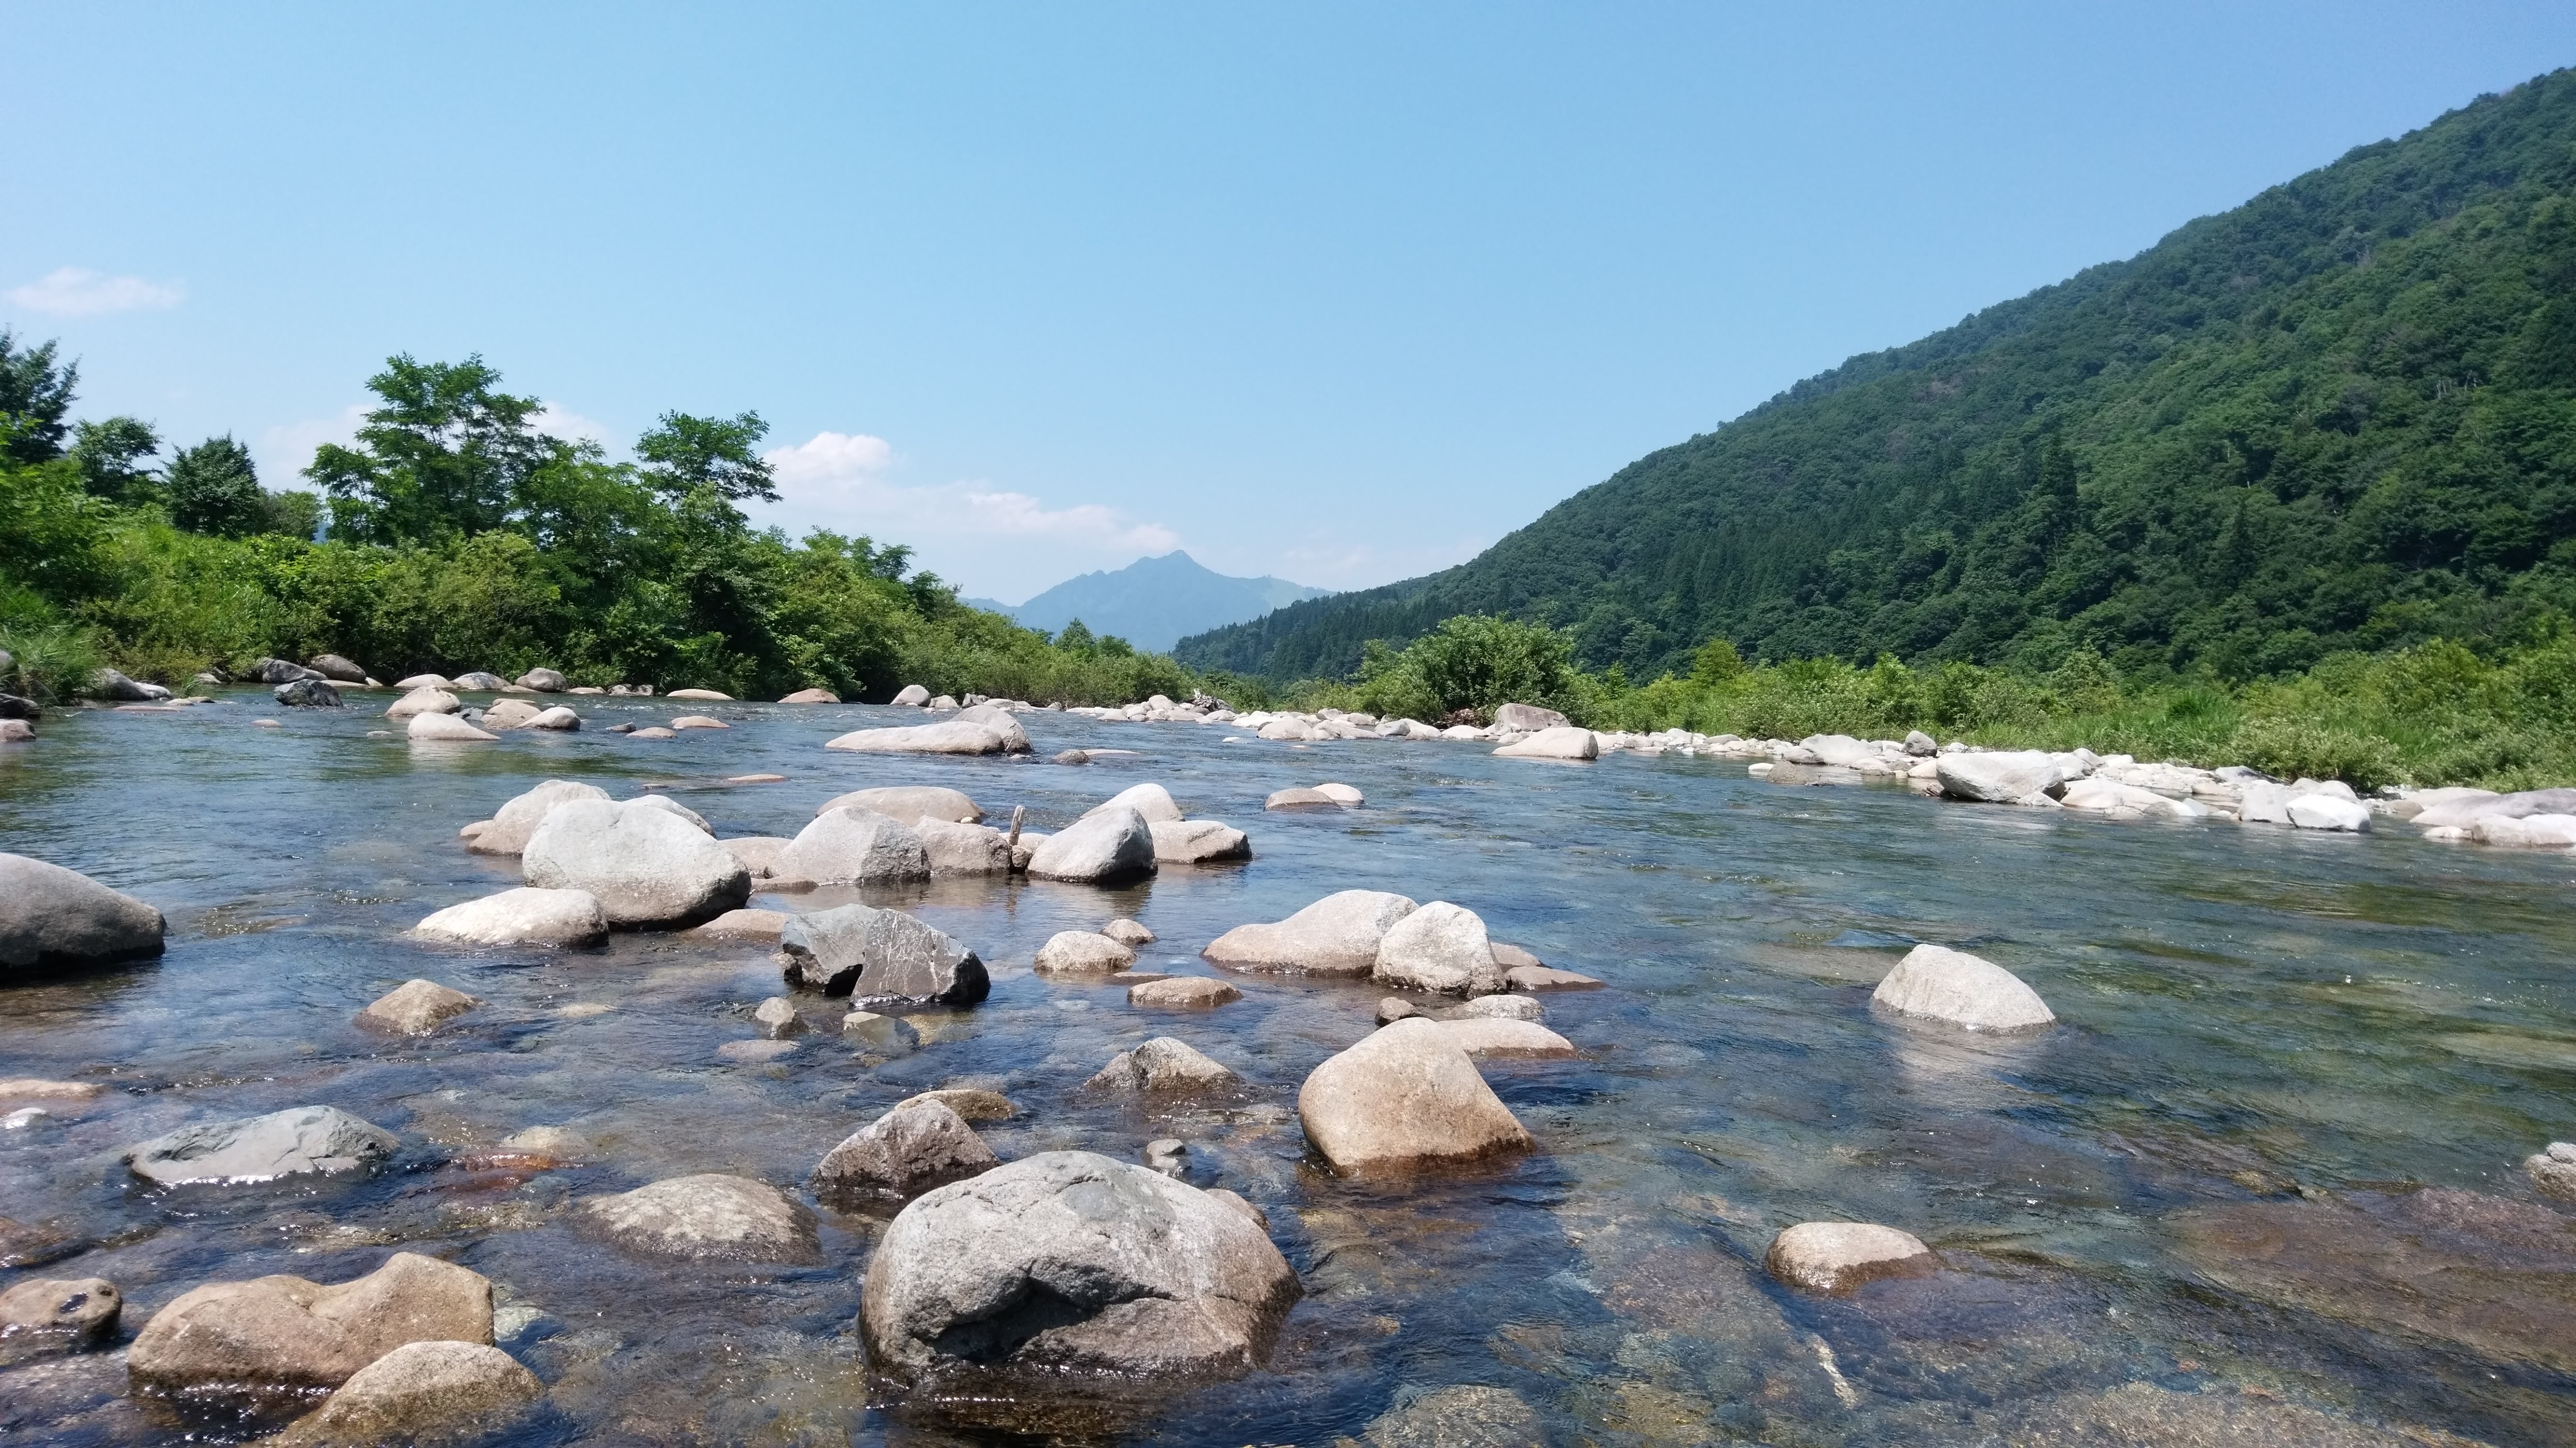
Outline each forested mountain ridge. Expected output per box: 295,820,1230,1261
1177,69,2576,684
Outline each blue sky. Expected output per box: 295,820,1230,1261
8,4,2574,603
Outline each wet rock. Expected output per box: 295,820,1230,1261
779,903,989,1005
779,686,839,703
811,1098,999,1202
1150,818,1252,864
128,1251,492,1400
2288,795,2372,832
1996,1379,2490,1448
1103,917,1156,946
0,1078,106,1103
1298,1017,1533,1172
1936,751,2066,803
691,907,790,942
0,1216,85,1268
1373,901,1504,995
527,704,580,730
481,697,542,729
1872,943,2055,1031
501,1125,589,1157
1433,994,1542,1022
1765,1221,1936,1293
1203,889,1418,976
629,726,676,740
1035,930,1137,975
1264,787,1340,809
859,1151,1302,1400
393,673,451,691
894,1087,1018,1121
0,1277,120,1357
127,1105,399,1186
522,798,751,928
0,718,30,743
578,1174,819,1263
273,677,343,707
752,996,806,1038
1487,941,1543,970
1129,976,1242,1009
408,712,498,742
1377,997,1420,1025
1027,804,1158,885
1085,1037,1240,1094
356,979,481,1035
843,1010,921,1053
386,686,461,719
779,807,933,886
0,852,167,973
93,667,172,701
1054,749,1091,765
718,836,792,883
817,784,984,824
451,671,507,691
1506,963,1601,991
917,817,1013,876
1361,1384,1544,1447
1493,726,1598,760
2525,1142,2576,1199
270,1339,542,1447
468,779,612,856
1144,1138,1188,1176
1437,1018,1576,1058
824,720,1028,755
669,713,727,730
1492,703,1570,732
413,887,609,947
1085,781,1183,824
892,684,932,706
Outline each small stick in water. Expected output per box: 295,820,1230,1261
1007,805,1024,851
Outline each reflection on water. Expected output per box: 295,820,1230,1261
4,693,2575,1444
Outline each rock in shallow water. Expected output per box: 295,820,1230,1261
128,1251,492,1401
895,1087,1017,1121
522,799,750,928
1128,976,1242,1009
356,978,481,1035
779,807,932,886
579,1174,819,1263
0,1276,121,1358
1149,817,1251,864
413,886,609,948
1085,1037,1239,1094
468,779,609,856
0,852,166,974
1872,943,2055,1032
1203,889,1418,976
1298,1017,1532,1172
1373,901,1504,996
1102,917,1155,946
1034,930,1136,975
812,1098,999,1202
818,784,983,823
271,1340,542,1447
1765,1221,1936,1293
1027,805,1158,885
825,720,1026,755
126,1105,399,1186
408,711,498,742
1936,750,2065,804
1361,1384,1544,1447
1492,725,1599,760
780,904,989,1005
1084,781,1183,824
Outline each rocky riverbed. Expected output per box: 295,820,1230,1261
4,688,2575,1445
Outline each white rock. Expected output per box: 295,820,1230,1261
413,887,609,947
1493,726,1598,760
824,720,1026,755
628,793,712,833
817,785,982,824
1372,901,1503,995
522,800,751,928
1935,751,2064,803
1025,804,1157,884
778,808,933,886
1871,943,2054,1031
408,712,498,743
1203,889,1418,976
1083,781,1183,824
469,779,612,856
2287,796,2372,832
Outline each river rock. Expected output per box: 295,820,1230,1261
1085,782,1183,824
1765,1222,1936,1293
386,686,461,719
779,807,932,885
895,1087,1018,1121
246,658,322,685
1493,703,1570,732
409,712,498,742
478,698,539,729
1026,805,1157,885
1871,943,2055,1031
270,1340,543,1447
1936,751,2065,803
1205,889,1419,976
128,1252,493,1401
1507,964,1602,991
2061,776,2210,818
918,817,1013,875
467,780,611,856
2526,1142,2576,1199
1492,726,1598,760
356,979,481,1034
304,654,366,683
578,1174,818,1262
0,718,29,743
825,720,1027,755
1903,730,1938,756
514,667,566,692
666,688,732,701
523,799,750,928
779,686,840,703
451,671,506,691
2288,795,2372,832
1264,787,1340,809
1034,930,1137,975
127,1105,399,1186
527,705,580,730
274,677,343,707
1299,1019,1532,1172
1103,918,1155,946
751,996,806,1039
629,726,675,739
1129,976,1241,1008
1361,1384,1544,1448
694,907,790,942
1150,818,1251,864
843,1010,921,1052
1373,901,1503,995
0,1276,120,1356
1437,1018,1576,1058
892,684,932,705
819,784,983,823
0,853,167,973
1435,994,1543,1022
859,1151,1301,1400
778,903,989,1005
413,887,609,947
669,714,727,731
628,793,711,832
393,674,451,690
1085,1037,1240,1093
2415,786,2576,829
812,1098,999,1202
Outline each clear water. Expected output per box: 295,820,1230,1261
4,693,2575,1445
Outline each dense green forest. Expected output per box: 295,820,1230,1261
1178,69,2576,687
0,344,1188,704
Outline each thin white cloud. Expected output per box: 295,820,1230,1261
257,405,367,488
532,401,612,448
5,267,185,317
761,430,1180,553
1263,531,1490,590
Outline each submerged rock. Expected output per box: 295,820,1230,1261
126,1106,398,1186
811,1098,999,1202
894,1087,1018,1121
1128,976,1242,1009
128,1251,492,1401
0,853,166,974
778,807,933,886
522,799,750,928
1872,943,2055,1031
1203,889,1418,976
578,1174,819,1262
778,903,989,1005
859,1151,1302,1402
356,979,481,1035
1765,1222,1936,1293
1149,818,1251,864
1373,901,1504,996
1027,805,1158,885
1298,1018,1533,1172
413,887,609,948
1085,1037,1240,1094
271,1339,542,1447
1361,1384,1544,1448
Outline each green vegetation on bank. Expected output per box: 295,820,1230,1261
0,341,1189,706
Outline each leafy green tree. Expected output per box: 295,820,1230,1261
0,329,78,466
636,411,778,504
264,490,325,541
1055,619,1097,655
71,417,164,504
307,354,553,543
167,436,268,535
1406,614,1581,716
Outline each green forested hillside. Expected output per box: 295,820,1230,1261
1178,69,2576,684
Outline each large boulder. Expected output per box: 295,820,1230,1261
1492,703,1570,732
629,793,711,832
244,658,323,686
1297,1017,1533,1172
578,1174,817,1262
1085,1037,1240,1094
1150,819,1251,864
818,785,983,824
1935,751,2065,804
516,667,567,692
1871,943,2055,1031
2414,786,2576,829
825,720,1027,755
1084,782,1183,824
392,674,451,691
93,668,171,701
954,702,1033,749
1372,901,1503,995
450,671,506,691
1033,930,1137,975
0,854,166,974
128,1252,492,1402
273,678,343,708
408,712,498,742
916,818,1013,876
385,686,461,719
811,1099,999,1202
1026,805,1157,885
1492,726,1597,760
892,684,932,706
413,887,609,947
666,687,732,701
468,779,612,856
778,807,933,886
270,1340,542,1447
1203,889,1418,976
480,697,542,729
859,1151,1302,1401
522,799,751,928
126,1106,399,1186
778,904,990,1005
308,654,368,683
779,686,840,703
1765,1222,1936,1293
528,705,580,731
2288,795,2372,832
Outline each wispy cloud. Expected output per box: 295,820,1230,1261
5,267,185,317
257,405,367,487
761,430,1180,553
532,401,612,448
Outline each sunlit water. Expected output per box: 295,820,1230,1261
4,693,2574,1445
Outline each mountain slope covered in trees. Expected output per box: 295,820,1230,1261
1177,70,2576,684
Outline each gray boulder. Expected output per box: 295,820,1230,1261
1034,930,1137,975
1491,725,1597,760
817,784,984,823
93,668,171,702
824,720,1026,755
128,1252,492,1401
528,705,580,730
392,674,451,690
1084,782,1183,824
270,1340,542,1447
1150,818,1251,864
1085,1037,1241,1093
579,1174,818,1263
522,799,750,928
355,979,481,1034
1025,805,1157,885
274,678,343,707
779,904,990,1005
859,1151,1302,1399
1904,730,1939,756
479,697,541,729
408,712,498,742
308,654,368,683
892,684,932,706
413,886,608,947
385,686,461,719
244,658,323,685
451,672,507,691
1871,943,2055,1031
516,667,567,692
1935,751,2065,803
811,1098,999,1202
1492,702,1570,731
126,1105,399,1186
917,817,1012,876
1372,901,1503,995
468,778,611,856
1298,1018,1532,1172
778,807,933,886
2527,1142,2576,1200
0,853,166,973
1203,889,1418,976
2414,787,2575,829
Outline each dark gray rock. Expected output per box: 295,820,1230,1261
245,658,323,685
0,693,36,720
92,668,170,702
779,903,989,1006
125,1105,398,1187
307,654,368,683
0,853,166,974
811,1098,999,1202
273,678,343,707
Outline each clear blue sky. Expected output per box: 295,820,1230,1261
8,4,2574,602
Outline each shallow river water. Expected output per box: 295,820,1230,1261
5,693,2576,1446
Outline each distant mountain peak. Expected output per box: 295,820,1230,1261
981,552,1330,653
